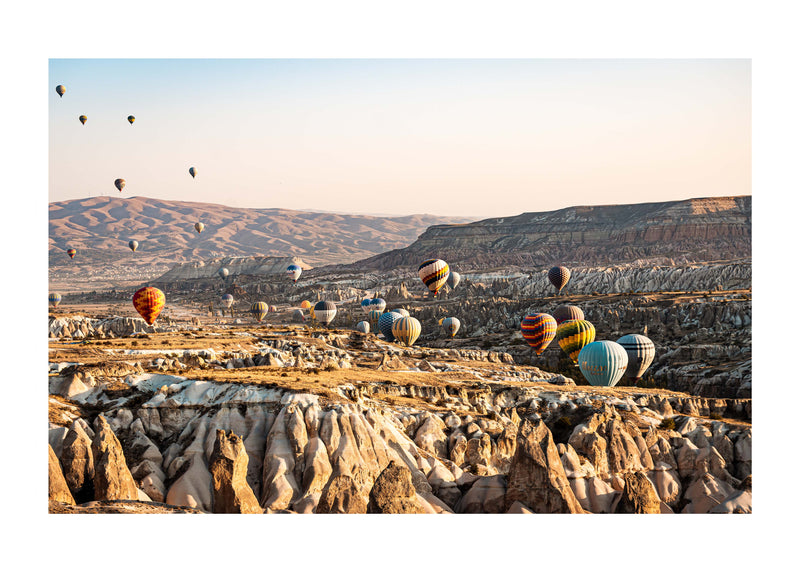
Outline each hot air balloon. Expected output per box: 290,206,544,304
221,294,234,308
552,304,584,325
128,240,138,252
189,167,197,178
616,334,656,382
360,298,372,314
79,115,87,125
286,264,302,283
368,309,383,330
520,313,557,355
250,301,268,322
418,259,450,296
447,271,461,290
300,300,312,310
395,308,410,318
56,85,65,97
392,317,422,347
369,298,386,313
292,309,305,323
127,115,135,125
218,267,229,280
114,179,126,192
66,248,77,259
356,321,370,334
441,317,461,337
313,301,337,326
269,305,277,313
194,222,204,233
578,341,629,387
49,293,62,308
556,319,596,364
548,266,571,294
379,311,403,342
132,286,165,325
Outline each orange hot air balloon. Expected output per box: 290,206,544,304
132,286,165,325
66,248,77,259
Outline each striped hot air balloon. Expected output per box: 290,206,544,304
360,298,372,314
221,294,234,308
369,298,386,313
356,321,370,334
578,341,629,387
392,317,422,347
301,300,312,309
520,313,557,355
441,317,461,337
368,309,383,330
552,304,584,325
132,287,165,325
418,259,450,296
49,293,62,308
548,266,571,294
556,319,596,364
286,264,302,283
378,311,403,342
313,301,337,326
617,334,656,382
250,301,268,322
66,248,77,259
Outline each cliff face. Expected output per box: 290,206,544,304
355,196,751,270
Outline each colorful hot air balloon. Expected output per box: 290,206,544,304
269,305,277,313
66,248,77,259
221,294,234,308
218,267,229,280
189,167,197,178
194,222,205,233
368,309,383,330
114,179,126,192
356,321,370,334
520,313,557,355
313,301,337,326
286,264,302,283
360,298,372,314
548,266,571,294
132,287,165,325
300,300,312,310
617,334,656,382
556,319,596,364
392,317,422,347
127,115,135,124
369,298,386,313
49,293,62,308
418,259,450,296
292,309,305,323
250,301,268,322
441,317,461,337
378,311,403,342
395,308,410,318
56,85,66,97
128,240,138,252
447,271,461,290
552,304,584,325
79,115,87,125
578,341,629,387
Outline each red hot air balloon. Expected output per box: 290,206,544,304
66,248,77,259
132,287,165,325
520,313,557,355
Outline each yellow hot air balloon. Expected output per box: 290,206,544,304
127,115,135,125
56,85,65,97
79,115,87,125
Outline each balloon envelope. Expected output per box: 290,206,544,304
369,298,386,313
313,301,337,325
548,266,571,293
128,240,138,252
132,287,165,325
79,115,87,125
520,313,557,355
552,304,584,325
356,321,370,334
395,308,410,317
194,222,204,233
392,317,422,347
250,302,268,322
441,316,461,337
221,294,234,308
189,167,197,178
578,341,629,387
300,300,312,309
219,267,229,279
66,248,77,259
616,334,656,381
556,319,596,363
447,271,461,289
378,311,402,341
368,309,383,329
360,298,372,314
56,85,65,97
114,179,125,192
286,264,302,283
49,293,62,308
418,259,450,296
127,115,135,124
292,309,305,323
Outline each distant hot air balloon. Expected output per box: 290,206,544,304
286,264,302,283
269,305,277,313
447,271,461,290
79,115,87,125
128,240,138,252
218,267,229,280
292,309,305,323
132,286,165,325
552,304,584,325
127,115,135,125
418,259,450,296
441,317,461,337
521,313,557,355
56,85,65,98
66,248,77,259
114,179,126,192
617,334,656,382
189,167,197,178
313,301,337,326
548,266,571,294
300,300,312,310
395,308,410,318
194,222,204,233
221,294,234,308
578,341,629,387
556,319,596,364
368,309,383,330
392,317,422,347
361,298,372,314
250,301,268,322
49,293,62,308
369,298,386,313
356,321,370,334
379,311,403,342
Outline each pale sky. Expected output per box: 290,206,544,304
49,59,750,218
